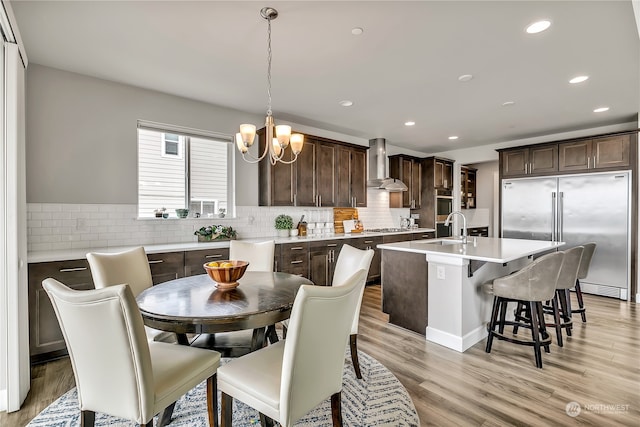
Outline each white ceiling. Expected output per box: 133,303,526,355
10,0,640,153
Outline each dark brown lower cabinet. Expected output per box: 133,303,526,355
350,236,383,283
147,251,184,284
466,226,489,237
28,260,95,363
278,242,309,277
381,250,428,335
184,248,230,277
308,240,343,286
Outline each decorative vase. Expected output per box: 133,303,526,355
198,235,213,242
277,229,289,237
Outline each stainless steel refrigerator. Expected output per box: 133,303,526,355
501,171,631,300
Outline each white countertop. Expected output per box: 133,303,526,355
378,237,565,263
28,228,436,263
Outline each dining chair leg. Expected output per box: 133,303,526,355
259,413,275,427
81,410,95,427
498,299,508,334
574,280,587,322
536,302,550,354
158,402,176,427
221,392,233,427
349,334,362,379
331,392,343,427
207,374,219,427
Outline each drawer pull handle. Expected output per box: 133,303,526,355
364,240,373,244
327,244,337,247
290,260,303,264
205,254,223,259
59,267,87,272
290,247,304,250
148,260,164,264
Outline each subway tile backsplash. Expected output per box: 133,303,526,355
27,189,409,252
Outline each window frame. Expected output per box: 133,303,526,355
161,132,183,159
137,120,236,219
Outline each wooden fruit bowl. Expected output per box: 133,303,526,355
203,260,249,290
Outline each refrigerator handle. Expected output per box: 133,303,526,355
551,192,557,242
558,191,564,241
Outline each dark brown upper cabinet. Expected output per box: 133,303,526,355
259,128,367,207
388,155,421,208
500,145,558,177
559,135,630,172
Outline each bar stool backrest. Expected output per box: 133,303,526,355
556,246,584,290
492,251,564,302
577,243,596,280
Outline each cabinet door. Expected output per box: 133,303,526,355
501,149,529,177
271,161,295,205
559,140,591,171
351,148,367,207
411,160,422,208
29,260,95,362
294,139,317,206
593,135,630,169
308,247,331,286
316,142,337,207
412,231,436,240
529,145,558,174
401,158,412,207
443,162,453,189
184,248,230,276
434,160,444,187
147,252,184,285
336,145,352,207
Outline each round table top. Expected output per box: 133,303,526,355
136,271,313,334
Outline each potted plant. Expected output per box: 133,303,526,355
275,214,293,237
194,225,237,242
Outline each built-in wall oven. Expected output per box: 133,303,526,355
435,189,453,237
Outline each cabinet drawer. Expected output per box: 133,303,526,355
147,252,185,285
412,232,436,240
184,248,230,276
467,227,489,237
383,234,414,244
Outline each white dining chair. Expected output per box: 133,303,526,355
283,244,373,378
229,240,275,272
86,246,174,343
330,244,374,379
42,278,221,427
218,269,368,427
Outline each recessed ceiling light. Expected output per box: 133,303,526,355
458,74,473,82
405,121,415,126
351,27,364,35
526,20,551,34
593,107,610,113
339,100,353,107
448,136,459,140
502,101,516,107
569,75,589,84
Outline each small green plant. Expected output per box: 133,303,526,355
194,225,237,240
275,214,293,230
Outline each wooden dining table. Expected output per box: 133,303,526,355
136,271,313,351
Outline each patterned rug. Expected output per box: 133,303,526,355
28,351,419,426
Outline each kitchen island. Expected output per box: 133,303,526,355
378,237,564,352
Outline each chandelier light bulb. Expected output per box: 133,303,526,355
276,125,292,147
239,124,256,147
290,133,304,154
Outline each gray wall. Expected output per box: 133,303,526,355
469,160,499,236
26,64,264,205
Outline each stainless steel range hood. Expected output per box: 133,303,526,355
367,138,408,192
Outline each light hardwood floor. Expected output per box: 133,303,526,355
2,285,638,426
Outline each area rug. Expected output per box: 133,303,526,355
28,351,419,426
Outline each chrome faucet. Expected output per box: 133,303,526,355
444,211,467,244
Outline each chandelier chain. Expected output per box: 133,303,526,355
266,17,272,117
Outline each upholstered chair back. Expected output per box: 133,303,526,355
492,251,564,302
331,244,374,334
229,240,275,272
43,279,155,423
280,269,367,426
87,246,152,297
577,242,597,280
556,246,584,290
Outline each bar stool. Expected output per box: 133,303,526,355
573,242,596,322
484,251,564,369
546,246,583,347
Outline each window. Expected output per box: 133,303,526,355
137,121,234,218
162,133,182,158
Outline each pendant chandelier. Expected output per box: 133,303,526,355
236,7,304,165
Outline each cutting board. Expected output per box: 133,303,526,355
333,208,359,234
